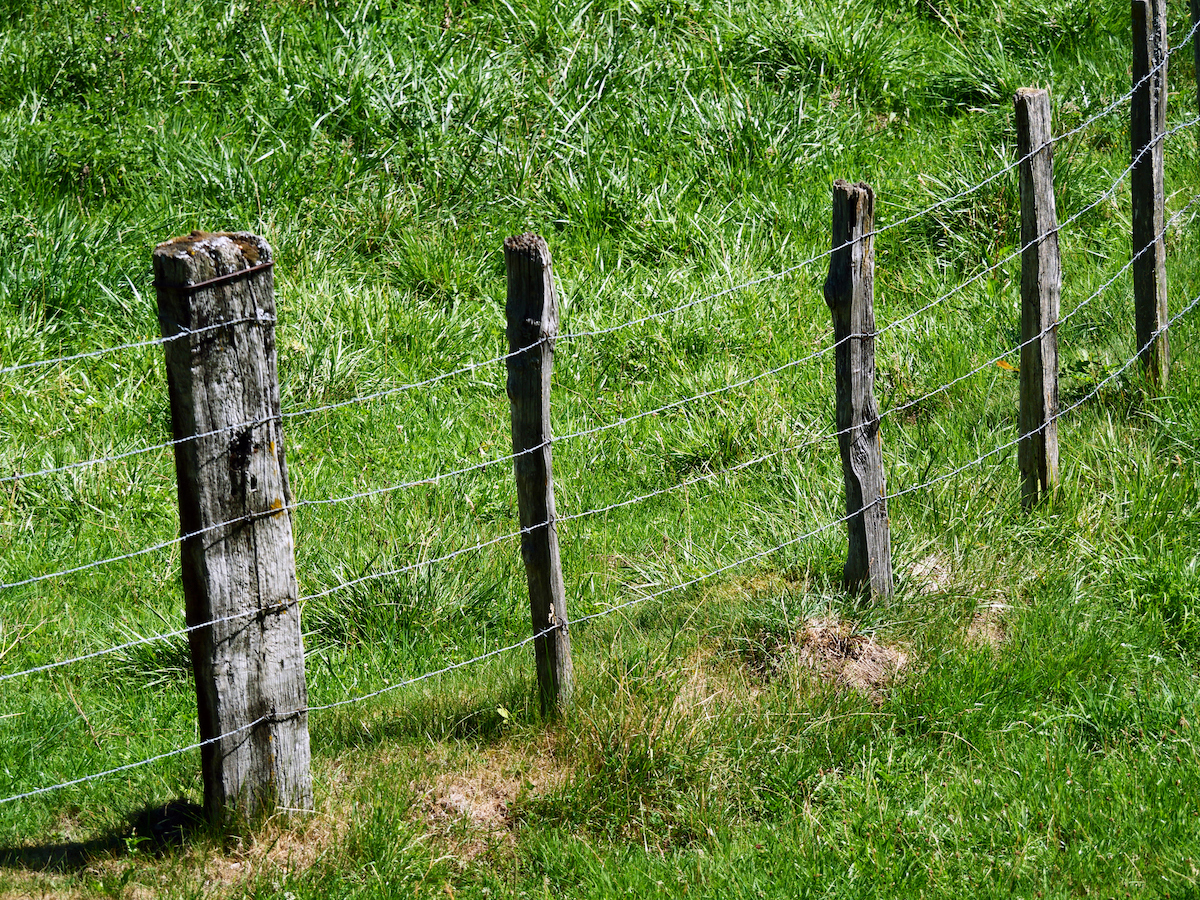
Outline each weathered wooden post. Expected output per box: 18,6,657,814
1132,0,1170,386
823,181,893,603
1191,0,1200,148
503,233,574,714
154,231,312,825
1015,88,1061,509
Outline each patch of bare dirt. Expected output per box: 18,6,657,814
415,743,565,862
910,554,951,594
967,601,1008,650
793,618,908,700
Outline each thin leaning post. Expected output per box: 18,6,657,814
1131,0,1170,387
503,233,574,715
823,181,894,603
153,231,312,825
1015,88,1062,509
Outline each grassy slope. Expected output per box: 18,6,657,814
1,0,1199,896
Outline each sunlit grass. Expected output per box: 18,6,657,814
1,0,1199,896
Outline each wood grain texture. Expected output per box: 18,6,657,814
153,231,312,824
504,233,574,714
1015,88,1061,509
1131,0,1170,386
823,182,893,603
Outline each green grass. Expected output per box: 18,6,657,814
3,0,1200,896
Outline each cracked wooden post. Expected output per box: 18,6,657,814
1015,88,1061,509
824,180,893,603
153,231,312,825
504,233,573,715
1132,0,1170,386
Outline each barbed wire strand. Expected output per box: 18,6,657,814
292,107,1200,510
0,413,281,485
7,117,1197,610
877,110,1200,338
0,606,272,684
283,208,1200,604
279,340,540,421
0,317,275,377
260,24,1200,426
0,716,267,805
2,17,1189,388
0,497,296,591
2,49,1197,656
558,22,1197,344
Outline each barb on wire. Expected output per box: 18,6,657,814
883,184,1200,420
5,20,1191,420
0,489,288,592
8,116,1197,605
308,289,1200,722
900,107,1200,327
0,605,273,683
889,290,1200,502
13,176,1197,677
302,109,1200,514
207,17,1200,428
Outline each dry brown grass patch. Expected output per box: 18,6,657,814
793,618,908,700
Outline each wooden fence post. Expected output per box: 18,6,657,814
1015,88,1061,509
824,181,893,603
1132,0,1170,386
1191,0,1200,149
153,231,312,825
503,233,574,715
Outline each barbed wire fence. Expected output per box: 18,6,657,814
1,14,1199,815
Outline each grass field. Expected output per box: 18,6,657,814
2,0,1200,896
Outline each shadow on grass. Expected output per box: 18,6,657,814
0,800,205,872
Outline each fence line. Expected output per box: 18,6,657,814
5,282,1194,808
0,413,280,485
0,716,268,805
266,123,1200,511
557,19,1197,344
11,115,1187,587
4,167,1197,671
5,175,1195,682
